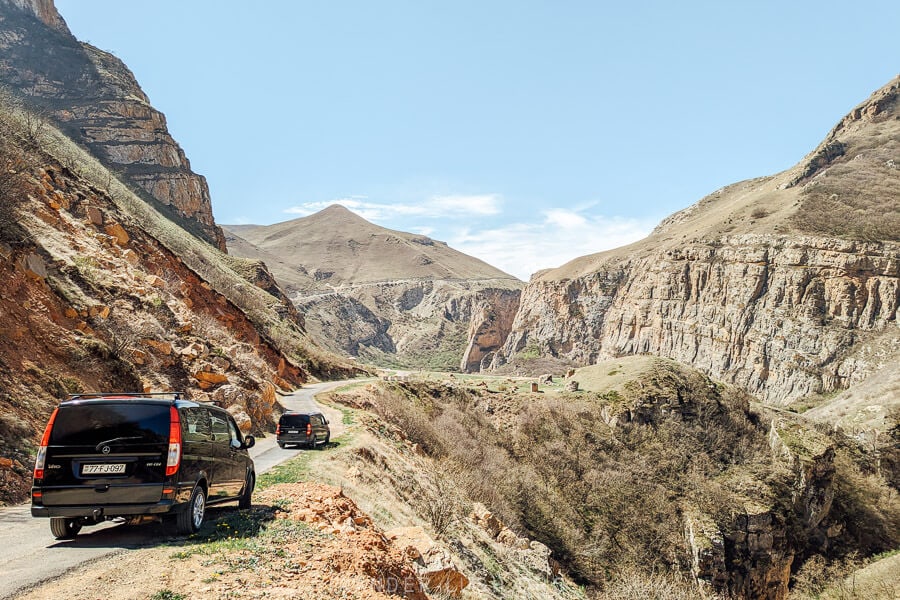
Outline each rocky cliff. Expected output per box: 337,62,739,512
489,77,900,405
0,0,227,251
225,206,523,369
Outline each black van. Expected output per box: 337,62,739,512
31,393,256,539
276,411,330,449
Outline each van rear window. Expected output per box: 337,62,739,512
50,403,170,446
279,414,311,427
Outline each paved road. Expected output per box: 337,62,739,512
0,380,355,599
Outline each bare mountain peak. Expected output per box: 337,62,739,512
786,74,899,188
305,203,373,227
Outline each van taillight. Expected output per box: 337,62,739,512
276,423,281,435
33,408,58,481
166,406,182,476
306,423,312,436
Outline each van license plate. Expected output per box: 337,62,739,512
287,430,299,433
82,463,126,475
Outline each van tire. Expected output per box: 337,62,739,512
50,517,82,539
176,485,206,534
239,472,254,510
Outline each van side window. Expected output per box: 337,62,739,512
182,407,211,442
227,418,242,449
210,413,229,445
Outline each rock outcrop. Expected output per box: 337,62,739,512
460,288,521,371
0,0,227,251
686,418,838,600
487,77,900,405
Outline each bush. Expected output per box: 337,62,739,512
366,373,773,586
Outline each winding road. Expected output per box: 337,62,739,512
0,381,353,599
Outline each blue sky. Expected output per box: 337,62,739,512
56,1,898,280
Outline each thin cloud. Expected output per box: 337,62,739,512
450,210,653,281
283,194,502,221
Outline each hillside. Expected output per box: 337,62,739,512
488,76,899,422
228,205,516,288
0,0,226,250
0,19,359,502
225,206,523,371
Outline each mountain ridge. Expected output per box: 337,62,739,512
224,205,523,369
226,204,520,287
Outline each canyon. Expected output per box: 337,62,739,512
0,1,896,598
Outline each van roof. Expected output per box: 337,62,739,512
66,392,186,401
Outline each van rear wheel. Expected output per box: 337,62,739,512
176,485,206,534
50,517,82,539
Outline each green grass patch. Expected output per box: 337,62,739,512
168,505,326,577
257,451,316,489
149,591,186,600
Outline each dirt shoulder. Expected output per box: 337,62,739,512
14,482,427,600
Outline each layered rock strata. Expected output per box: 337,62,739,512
0,0,226,250
498,235,898,403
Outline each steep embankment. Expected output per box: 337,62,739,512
0,91,355,504
0,0,226,250
336,362,899,600
491,77,899,410
225,205,523,370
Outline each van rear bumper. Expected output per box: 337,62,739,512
31,500,177,519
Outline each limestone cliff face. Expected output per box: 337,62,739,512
490,77,900,404
498,235,898,403
0,0,227,251
460,288,521,372
295,280,521,371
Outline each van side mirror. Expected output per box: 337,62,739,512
325,419,329,425
243,435,255,449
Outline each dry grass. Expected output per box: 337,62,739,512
793,137,900,241
365,365,774,586
0,91,353,380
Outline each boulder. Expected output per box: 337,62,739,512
210,356,231,371
85,205,103,225
130,349,148,365
122,249,140,265
521,540,555,580
19,252,47,280
497,527,530,550
142,338,172,355
226,404,252,433
211,384,245,407
178,341,207,360
386,526,469,597
470,502,502,538
273,375,293,391
88,304,110,319
193,370,228,385
104,222,129,246
566,380,580,392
